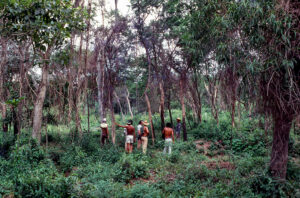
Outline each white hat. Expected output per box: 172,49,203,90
102,118,107,122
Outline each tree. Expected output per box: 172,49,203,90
1,0,86,143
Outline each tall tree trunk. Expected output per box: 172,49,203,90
114,91,124,120
269,113,293,180
193,75,202,123
167,89,173,127
109,88,116,144
96,49,105,121
32,54,49,143
17,46,26,133
125,87,133,119
68,72,74,123
68,35,75,123
145,93,155,145
75,83,83,139
12,107,19,136
204,81,219,125
87,92,90,133
188,80,201,123
159,82,165,130
180,78,187,141
231,95,236,128
0,38,8,132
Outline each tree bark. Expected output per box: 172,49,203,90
125,87,134,119
96,49,105,121
75,81,83,139
32,53,49,143
269,113,293,180
109,89,116,144
167,90,173,127
204,81,219,125
188,80,201,123
0,38,8,132
145,92,155,145
114,91,124,120
180,78,187,141
159,82,165,130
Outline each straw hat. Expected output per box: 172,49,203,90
176,117,181,121
143,120,150,126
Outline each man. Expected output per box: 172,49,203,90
100,118,109,145
141,120,150,154
175,118,181,140
162,123,175,154
137,120,144,149
116,120,135,153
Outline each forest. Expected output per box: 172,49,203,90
0,0,299,197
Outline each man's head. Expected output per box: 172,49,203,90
166,123,172,128
176,118,181,122
127,120,133,125
139,120,143,125
102,118,107,123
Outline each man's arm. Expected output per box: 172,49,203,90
172,129,175,142
115,123,126,128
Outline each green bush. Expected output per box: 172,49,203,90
120,183,161,198
113,153,150,183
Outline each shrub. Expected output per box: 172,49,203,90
113,153,150,183
121,183,161,198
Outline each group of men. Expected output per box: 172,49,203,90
99,118,182,154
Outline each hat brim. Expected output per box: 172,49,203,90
143,122,149,126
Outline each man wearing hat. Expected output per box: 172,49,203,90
100,118,109,145
141,120,150,154
116,120,136,153
175,118,181,140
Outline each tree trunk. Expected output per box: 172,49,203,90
180,79,187,141
75,82,83,139
204,81,219,125
188,80,201,123
12,107,19,136
68,35,75,123
269,113,293,180
145,93,155,145
167,90,173,127
32,56,49,143
231,95,236,128
87,92,90,133
194,75,202,123
67,72,74,123
96,50,105,121
17,46,26,133
109,89,116,144
159,82,165,130
114,91,124,120
0,39,7,132
125,87,134,119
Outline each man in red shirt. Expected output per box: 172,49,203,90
162,123,175,154
116,120,135,153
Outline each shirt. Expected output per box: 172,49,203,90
123,125,135,136
137,124,142,135
142,126,149,137
100,123,109,136
175,123,181,134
